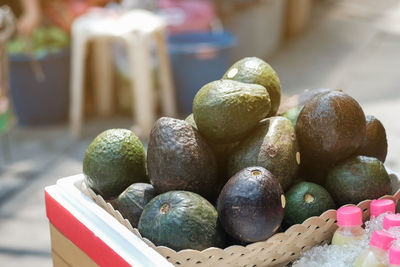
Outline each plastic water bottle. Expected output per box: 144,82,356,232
370,199,395,218
383,214,400,230
332,206,365,246
354,230,395,267
389,247,400,267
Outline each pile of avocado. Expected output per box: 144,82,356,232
82,57,390,252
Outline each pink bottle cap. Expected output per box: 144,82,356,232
370,230,395,251
383,214,400,230
370,199,395,218
390,247,400,265
336,206,363,226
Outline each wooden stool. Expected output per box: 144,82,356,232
69,9,177,138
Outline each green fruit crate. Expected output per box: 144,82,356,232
45,170,400,267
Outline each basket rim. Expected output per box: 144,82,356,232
84,182,400,254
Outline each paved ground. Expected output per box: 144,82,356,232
1,0,400,266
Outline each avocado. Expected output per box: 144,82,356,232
223,57,281,117
186,112,237,193
228,116,299,191
211,142,239,195
147,117,219,200
193,79,271,144
114,183,156,228
83,129,148,199
296,91,366,182
217,167,284,243
278,88,335,114
325,156,391,207
138,191,225,251
283,182,336,228
301,162,331,186
281,106,302,128
184,113,197,129
356,115,387,163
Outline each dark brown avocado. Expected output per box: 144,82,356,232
356,115,387,162
217,167,285,243
147,117,219,200
296,91,366,183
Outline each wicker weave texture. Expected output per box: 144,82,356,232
82,182,400,267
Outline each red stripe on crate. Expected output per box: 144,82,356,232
45,191,130,267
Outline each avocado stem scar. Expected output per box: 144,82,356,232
281,194,286,208
304,193,315,203
160,203,170,213
227,68,238,78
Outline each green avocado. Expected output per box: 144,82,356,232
193,79,271,144
114,183,156,228
283,182,335,228
325,156,391,207
228,116,299,191
83,129,148,199
138,191,225,251
296,91,366,183
184,113,197,129
223,57,281,117
147,117,219,200
356,115,387,163
281,106,302,127
217,167,284,243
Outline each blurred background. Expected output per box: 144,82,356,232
0,0,399,265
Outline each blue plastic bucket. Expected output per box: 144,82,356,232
168,31,236,115
9,49,70,126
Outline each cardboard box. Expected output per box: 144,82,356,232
45,174,172,267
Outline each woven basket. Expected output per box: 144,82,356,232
82,182,400,267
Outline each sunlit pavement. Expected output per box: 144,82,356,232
0,118,134,267
1,0,400,266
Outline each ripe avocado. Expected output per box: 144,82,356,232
184,113,197,129
283,182,335,228
228,117,299,191
193,79,271,144
356,115,387,162
147,117,219,200
223,57,281,116
114,183,156,228
296,91,366,182
281,106,302,127
325,156,391,206
138,191,225,251
217,167,285,243
83,129,148,199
